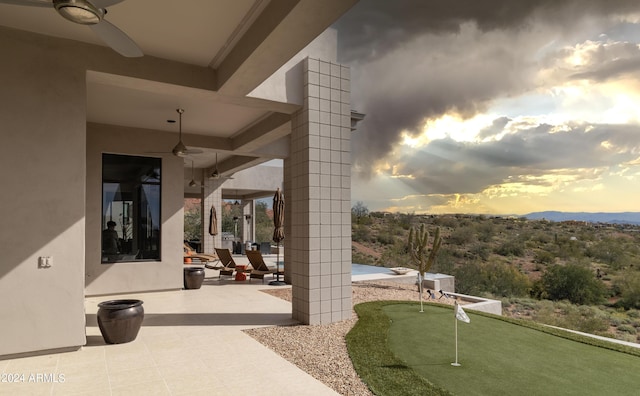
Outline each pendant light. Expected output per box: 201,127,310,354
188,161,197,187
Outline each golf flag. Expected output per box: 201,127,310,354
455,304,470,323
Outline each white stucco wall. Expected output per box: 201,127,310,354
222,165,284,191
85,124,185,296
0,28,86,356
248,28,338,105
0,26,191,357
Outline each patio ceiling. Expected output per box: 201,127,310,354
0,0,357,171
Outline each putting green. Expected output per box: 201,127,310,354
383,303,640,395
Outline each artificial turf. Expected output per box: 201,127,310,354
347,301,640,396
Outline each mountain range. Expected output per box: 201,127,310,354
524,211,640,225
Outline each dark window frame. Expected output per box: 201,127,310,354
101,153,162,263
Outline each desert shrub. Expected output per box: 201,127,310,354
617,324,637,335
534,249,555,264
530,279,546,299
561,304,610,334
613,270,640,309
609,316,623,327
531,301,609,334
484,260,532,297
556,239,584,260
469,242,491,261
448,226,475,245
430,247,455,274
532,231,553,244
432,215,459,228
541,264,606,305
352,251,377,266
376,233,395,245
452,260,484,296
380,239,411,268
474,221,495,242
453,260,531,297
586,238,631,269
352,224,371,243
395,212,415,230
495,239,525,257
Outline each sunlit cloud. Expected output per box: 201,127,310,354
341,1,640,215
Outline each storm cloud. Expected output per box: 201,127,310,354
334,0,640,178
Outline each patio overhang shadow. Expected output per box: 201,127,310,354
86,312,297,327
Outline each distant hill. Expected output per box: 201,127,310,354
525,211,640,225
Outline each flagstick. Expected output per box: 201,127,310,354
418,272,424,312
452,302,461,367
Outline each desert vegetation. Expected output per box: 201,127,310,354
351,203,640,343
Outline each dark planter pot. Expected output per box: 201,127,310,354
184,267,205,289
97,299,144,344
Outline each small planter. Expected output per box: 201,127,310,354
184,267,205,289
97,299,144,344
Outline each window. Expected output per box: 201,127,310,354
102,154,161,263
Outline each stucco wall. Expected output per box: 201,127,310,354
248,29,338,105
0,26,188,356
85,124,184,296
0,28,86,356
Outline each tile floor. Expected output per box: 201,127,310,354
0,261,339,396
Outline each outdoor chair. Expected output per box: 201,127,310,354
184,242,220,268
214,248,250,279
245,250,280,284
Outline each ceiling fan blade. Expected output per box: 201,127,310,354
0,0,52,7
89,19,142,57
91,0,124,8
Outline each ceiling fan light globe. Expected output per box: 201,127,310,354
172,142,187,157
54,0,103,25
188,180,197,187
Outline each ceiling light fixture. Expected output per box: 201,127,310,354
172,108,188,157
54,0,103,25
188,161,198,187
210,153,220,179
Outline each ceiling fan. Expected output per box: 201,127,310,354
0,0,143,57
208,152,233,180
147,108,203,157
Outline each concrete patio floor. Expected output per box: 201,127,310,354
0,256,339,396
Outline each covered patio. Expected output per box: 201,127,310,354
0,272,338,395
0,0,359,359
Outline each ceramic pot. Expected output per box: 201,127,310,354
184,267,205,289
97,299,144,344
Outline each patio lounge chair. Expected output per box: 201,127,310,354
184,242,220,268
245,250,281,283
214,248,250,279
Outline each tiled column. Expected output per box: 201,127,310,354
203,178,223,252
287,57,352,325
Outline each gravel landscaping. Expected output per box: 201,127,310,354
245,280,459,396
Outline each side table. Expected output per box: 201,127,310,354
235,264,247,281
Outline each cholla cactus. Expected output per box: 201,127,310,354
408,224,442,277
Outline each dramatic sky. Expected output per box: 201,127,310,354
334,0,640,215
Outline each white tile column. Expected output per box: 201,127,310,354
287,57,352,325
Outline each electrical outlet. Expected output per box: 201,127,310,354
38,256,52,268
